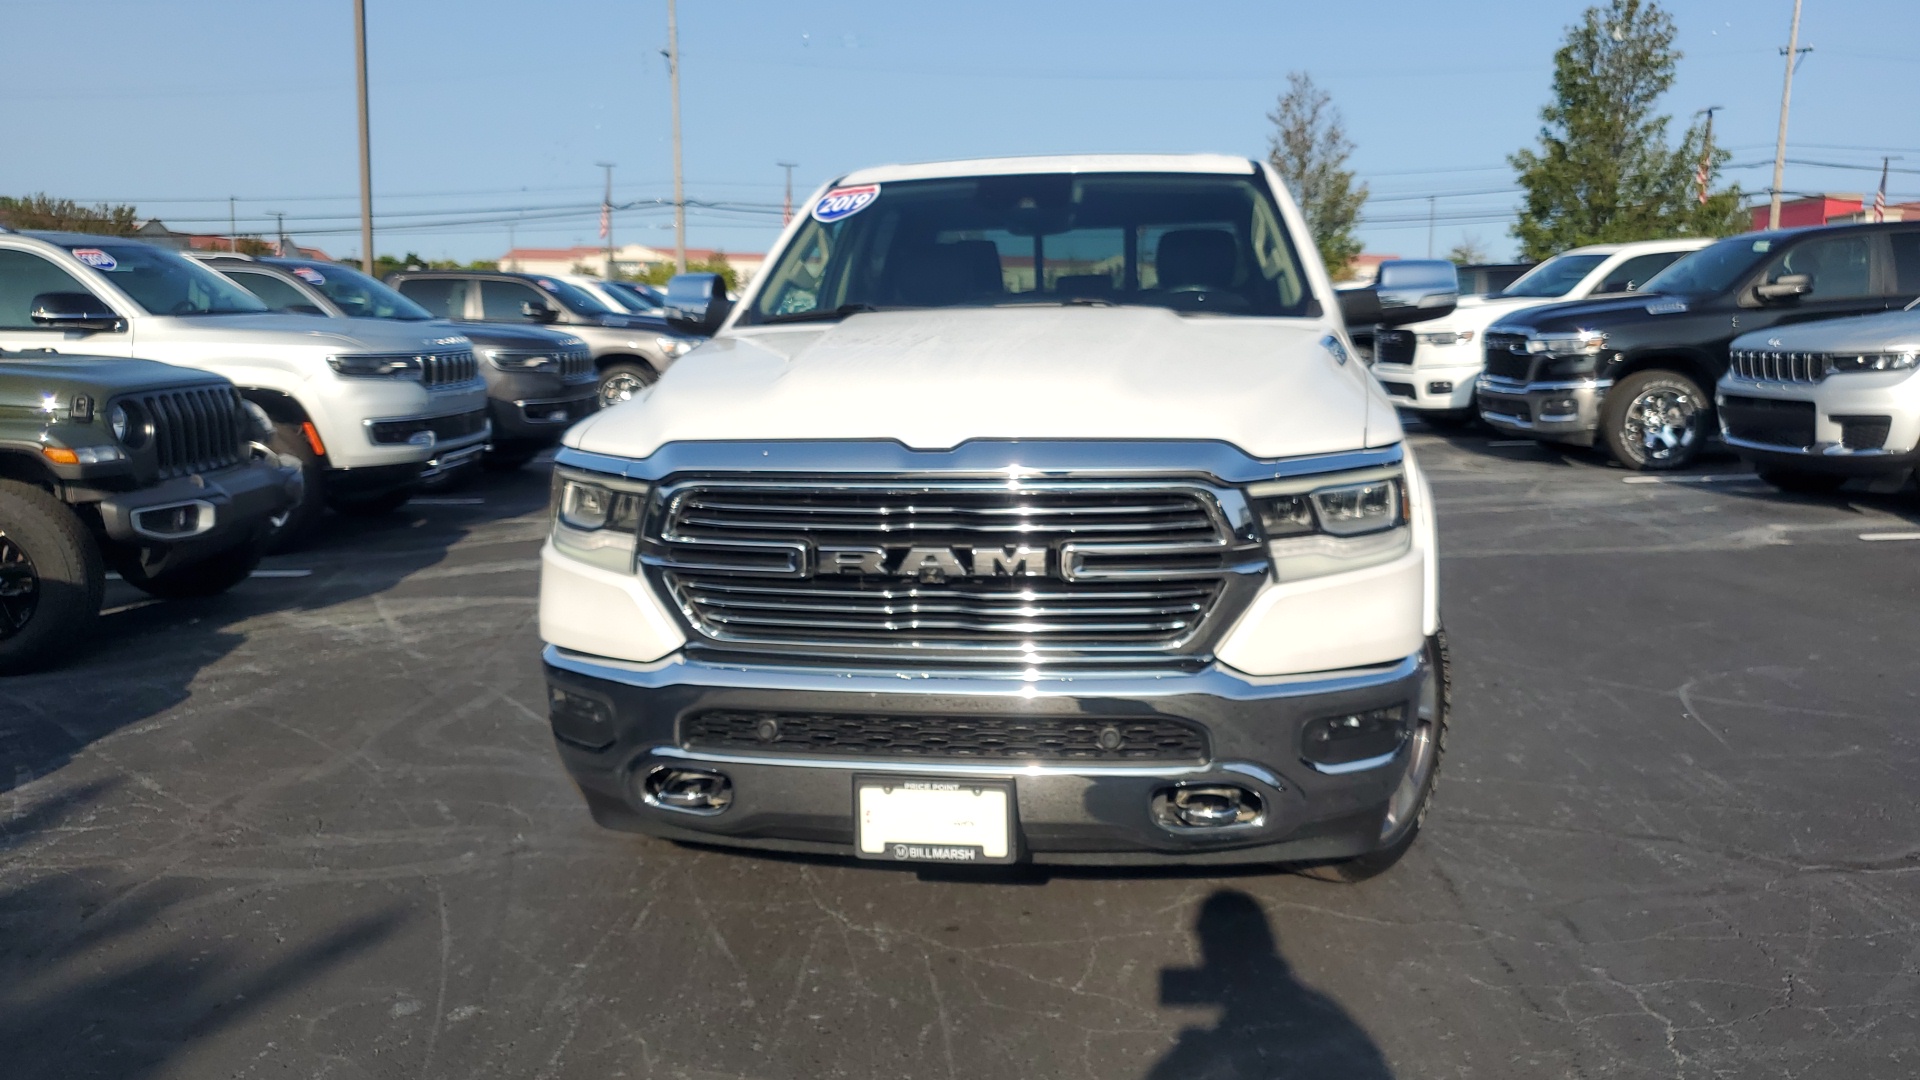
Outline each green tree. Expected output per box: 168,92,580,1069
1509,0,1746,260
1266,72,1368,279
0,194,140,235
1447,236,1491,265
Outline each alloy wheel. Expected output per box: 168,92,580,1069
599,372,649,407
0,530,40,640
1624,387,1700,462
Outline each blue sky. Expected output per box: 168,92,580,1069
4,0,1915,264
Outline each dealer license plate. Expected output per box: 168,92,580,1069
855,777,1014,864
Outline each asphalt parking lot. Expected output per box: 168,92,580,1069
3,431,1917,1080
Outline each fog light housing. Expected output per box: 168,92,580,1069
642,767,733,815
1301,705,1407,770
1538,396,1579,419
1151,784,1263,830
1426,380,1454,395
548,685,615,750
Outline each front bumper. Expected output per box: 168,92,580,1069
1476,375,1609,446
1717,373,1920,478
1372,358,1482,412
95,448,301,558
489,389,598,444
542,645,1432,866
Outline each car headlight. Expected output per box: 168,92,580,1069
656,335,697,358
1826,350,1919,374
1525,330,1606,356
486,348,562,373
328,354,423,379
551,468,648,572
1417,330,1474,346
108,403,129,441
1247,467,1412,581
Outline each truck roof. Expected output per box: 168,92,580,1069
838,153,1256,185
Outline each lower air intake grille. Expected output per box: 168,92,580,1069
683,710,1209,762
1720,395,1815,449
1836,414,1892,451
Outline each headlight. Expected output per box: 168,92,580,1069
1247,467,1412,581
656,335,696,358
108,403,129,441
551,468,648,572
486,349,561,373
328,354,423,379
1416,330,1474,346
1826,350,1919,374
1525,330,1606,356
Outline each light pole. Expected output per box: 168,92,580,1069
1768,0,1809,230
353,0,375,273
778,161,798,225
597,161,616,278
665,0,686,273
229,196,238,252
272,211,287,255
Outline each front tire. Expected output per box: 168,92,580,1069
266,421,328,553
1603,369,1710,471
1297,631,1451,883
597,361,658,408
0,480,104,676
114,536,265,600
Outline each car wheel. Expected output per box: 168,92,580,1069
330,488,415,518
597,361,658,408
266,421,328,553
0,480,104,676
114,534,266,600
1296,630,1451,884
1603,369,1710,471
1756,468,1846,495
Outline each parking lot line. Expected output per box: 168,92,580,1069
411,497,486,505
1485,440,1535,447
1620,474,1763,485
250,569,315,578
1859,532,1920,542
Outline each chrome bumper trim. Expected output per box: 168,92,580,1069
1476,376,1612,394
1721,433,1895,458
1306,748,1403,775
421,442,487,478
647,744,1221,779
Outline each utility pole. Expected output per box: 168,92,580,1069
1426,196,1436,259
1768,0,1809,231
777,162,798,225
665,0,687,273
352,0,375,273
272,211,286,255
229,196,237,252
506,222,516,269
1695,106,1722,206
597,161,616,278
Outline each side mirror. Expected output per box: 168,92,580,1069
1755,273,1812,302
664,272,731,335
520,300,559,324
1337,260,1458,330
29,292,123,332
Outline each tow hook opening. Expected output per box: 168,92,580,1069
642,766,733,816
1152,784,1263,831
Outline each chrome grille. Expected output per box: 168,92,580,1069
120,386,246,480
646,481,1255,666
1730,350,1828,384
1482,332,1533,382
422,349,478,388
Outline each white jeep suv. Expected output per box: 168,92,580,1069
537,155,1456,880
1371,238,1709,421
0,231,489,547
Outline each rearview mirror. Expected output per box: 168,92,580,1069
1337,260,1458,330
664,273,732,335
1755,273,1812,302
29,292,123,332
520,300,559,324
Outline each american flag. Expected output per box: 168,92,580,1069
599,201,611,239
1696,155,1709,206
1873,161,1889,223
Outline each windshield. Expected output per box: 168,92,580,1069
283,260,432,320
743,171,1313,324
604,280,664,313
61,241,268,316
1497,253,1608,298
532,276,617,316
1640,236,1777,297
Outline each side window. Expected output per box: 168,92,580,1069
226,271,318,314
1889,231,1920,295
395,278,470,319
480,280,546,322
0,249,102,330
1600,252,1683,293
1764,235,1874,300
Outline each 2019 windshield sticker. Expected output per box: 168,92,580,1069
812,184,881,224
71,248,118,271
293,267,326,284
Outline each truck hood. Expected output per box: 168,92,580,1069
436,321,584,350
1410,291,1567,331
0,354,228,395
133,313,469,353
1484,293,1660,333
567,306,1391,460
1731,307,1920,353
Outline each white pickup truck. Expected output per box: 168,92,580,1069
537,154,1457,880
1370,238,1709,421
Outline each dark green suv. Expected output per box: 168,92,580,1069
0,348,301,673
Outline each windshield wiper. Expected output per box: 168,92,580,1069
759,302,885,325
994,297,1116,308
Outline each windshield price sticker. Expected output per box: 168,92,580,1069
71,248,118,271
812,184,880,224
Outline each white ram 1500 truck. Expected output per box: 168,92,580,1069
0,230,490,548
1370,238,1709,422
537,155,1457,880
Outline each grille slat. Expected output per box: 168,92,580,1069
131,386,245,479
1482,332,1534,383
684,710,1209,762
1732,349,1830,384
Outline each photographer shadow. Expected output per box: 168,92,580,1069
1150,889,1394,1080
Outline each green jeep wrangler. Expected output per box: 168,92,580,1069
0,348,301,674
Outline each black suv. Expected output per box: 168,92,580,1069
1478,222,1920,469
388,270,704,409
197,256,598,471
